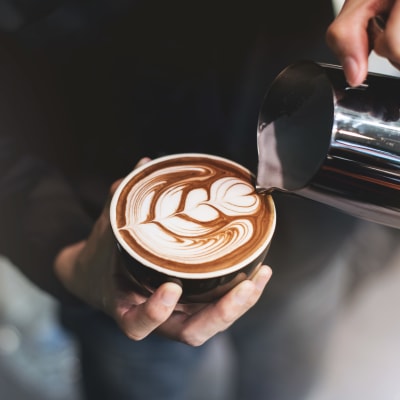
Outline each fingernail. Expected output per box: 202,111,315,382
234,283,252,305
254,266,272,291
343,56,361,86
161,284,182,306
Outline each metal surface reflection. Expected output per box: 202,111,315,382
257,60,400,228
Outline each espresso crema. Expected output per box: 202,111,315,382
114,155,274,274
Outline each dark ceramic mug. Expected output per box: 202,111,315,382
110,153,276,303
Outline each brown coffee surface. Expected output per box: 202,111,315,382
115,155,274,274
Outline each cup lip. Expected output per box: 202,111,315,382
110,153,276,280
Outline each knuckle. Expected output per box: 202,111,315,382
178,331,206,347
144,304,165,324
221,311,236,325
245,294,259,310
325,21,346,47
246,287,262,306
215,304,237,325
384,31,400,61
170,323,209,347
119,320,150,342
122,314,159,341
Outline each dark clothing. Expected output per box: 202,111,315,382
0,0,355,302
0,2,358,399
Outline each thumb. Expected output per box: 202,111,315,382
135,156,152,169
109,156,152,196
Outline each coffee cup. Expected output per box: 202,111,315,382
110,153,275,303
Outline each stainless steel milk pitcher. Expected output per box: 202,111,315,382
256,60,400,228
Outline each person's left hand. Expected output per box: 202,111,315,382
54,158,272,346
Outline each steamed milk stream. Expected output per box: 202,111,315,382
115,156,273,274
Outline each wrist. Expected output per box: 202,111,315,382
54,240,87,298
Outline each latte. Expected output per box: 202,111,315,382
111,154,275,279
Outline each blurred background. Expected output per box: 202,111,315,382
1,0,400,399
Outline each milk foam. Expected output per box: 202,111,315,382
115,156,273,273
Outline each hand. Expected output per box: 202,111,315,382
326,0,400,87
54,158,273,346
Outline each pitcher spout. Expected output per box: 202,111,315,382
256,60,400,229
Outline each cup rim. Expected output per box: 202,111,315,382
110,153,276,279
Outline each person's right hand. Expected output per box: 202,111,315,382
327,0,400,87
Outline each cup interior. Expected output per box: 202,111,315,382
110,153,276,280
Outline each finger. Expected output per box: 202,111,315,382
110,179,123,195
116,282,182,341
158,265,272,346
326,1,375,86
135,156,152,168
108,157,151,199
374,2,400,67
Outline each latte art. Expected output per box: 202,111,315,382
114,155,274,274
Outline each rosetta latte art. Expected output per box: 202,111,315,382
116,157,272,273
